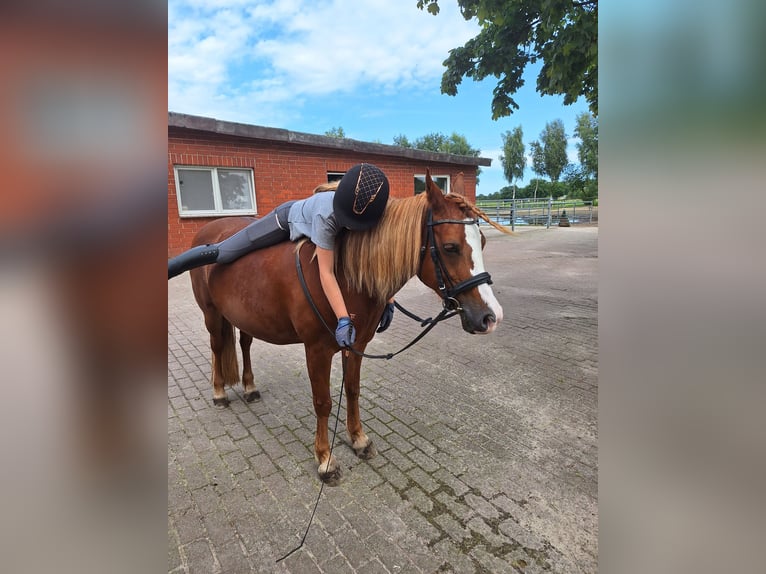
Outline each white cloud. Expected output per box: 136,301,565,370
168,0,479,120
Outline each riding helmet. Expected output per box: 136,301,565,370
333,163,390,230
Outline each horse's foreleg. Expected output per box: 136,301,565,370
305,346,342,485
239,332,260,402
343,353,376,460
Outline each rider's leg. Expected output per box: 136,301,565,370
216,201,294,263
168,244,219,279
167,201,295,279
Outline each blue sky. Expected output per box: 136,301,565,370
168,0,590,195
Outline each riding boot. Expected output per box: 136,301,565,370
168,244,220,279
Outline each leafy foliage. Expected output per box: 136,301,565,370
324,126,346,138
573,111,598,179
479,175,595,201
499,126,525,187
393,134,411,147
394,131,483,182
535,119,569,183
417,0,598,119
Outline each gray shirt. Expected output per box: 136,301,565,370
287,192,340,250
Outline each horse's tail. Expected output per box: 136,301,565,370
216,318,240,387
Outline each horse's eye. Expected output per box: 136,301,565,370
443,243,459,254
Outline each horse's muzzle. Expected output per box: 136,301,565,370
460,306,499,334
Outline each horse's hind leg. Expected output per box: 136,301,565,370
203,309,240,407
239,332,260,402
305,345,342,485
343,352,376,460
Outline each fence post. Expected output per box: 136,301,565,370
546,196,552,229
511,187,516,232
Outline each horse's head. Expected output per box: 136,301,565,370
417,171,505,334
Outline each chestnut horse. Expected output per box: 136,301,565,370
189,172,510,483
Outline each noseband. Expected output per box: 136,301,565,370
422,209,493,311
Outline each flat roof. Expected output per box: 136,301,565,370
169,112,492,167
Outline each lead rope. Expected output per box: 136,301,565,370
276,351,348,563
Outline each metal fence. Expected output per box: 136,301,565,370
476,197,598,231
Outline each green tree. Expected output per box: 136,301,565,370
562,164,586,198
538,119,568,184
499,126,525,193
522,178,554,199
395,131,483,182
573,111,598,179
414,132,449,151
393,134,412,147
325,126,346,138
528,140,545,200
441,132,479,157
417,0,598,119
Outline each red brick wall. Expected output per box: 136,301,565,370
168,130,478,256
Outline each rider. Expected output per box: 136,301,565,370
167,163,396,348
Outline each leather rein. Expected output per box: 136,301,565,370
295,208,493,360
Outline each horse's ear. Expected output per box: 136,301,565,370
452,172,465,196
425,168,446,206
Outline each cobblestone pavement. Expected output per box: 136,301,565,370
168,225,598,573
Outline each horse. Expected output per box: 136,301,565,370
188,171,511,484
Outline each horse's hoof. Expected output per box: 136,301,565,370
319,466,343,486
212,397,229,407
244,390,261,402
354,441,377,460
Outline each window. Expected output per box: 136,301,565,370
414,174,449,195
174,166,256,217
327,171,345,183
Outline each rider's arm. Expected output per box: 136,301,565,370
315,246,349,320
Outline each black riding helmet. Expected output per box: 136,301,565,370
333,163,390,230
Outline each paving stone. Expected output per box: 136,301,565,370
432,538,478,574
320,553,355,574
464,492,501,521
182,539,217,574
215,540,252,573
472,544,516,573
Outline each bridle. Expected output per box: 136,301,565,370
421,208,493,311
295,207,493,360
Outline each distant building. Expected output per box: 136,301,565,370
168,112,490,255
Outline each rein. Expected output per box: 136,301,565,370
294,208,493,359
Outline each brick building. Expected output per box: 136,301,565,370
168,112,491,256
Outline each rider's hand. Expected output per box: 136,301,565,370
376,302,395,333
335,317,356,347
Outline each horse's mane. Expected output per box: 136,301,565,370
313,181,339,193
338,192,512,303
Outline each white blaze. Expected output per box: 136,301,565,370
464,223,503,330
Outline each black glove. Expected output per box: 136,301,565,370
376,302,395,333
335,317,356,347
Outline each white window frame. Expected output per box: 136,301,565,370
173,165,257,217
414,174,450,195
